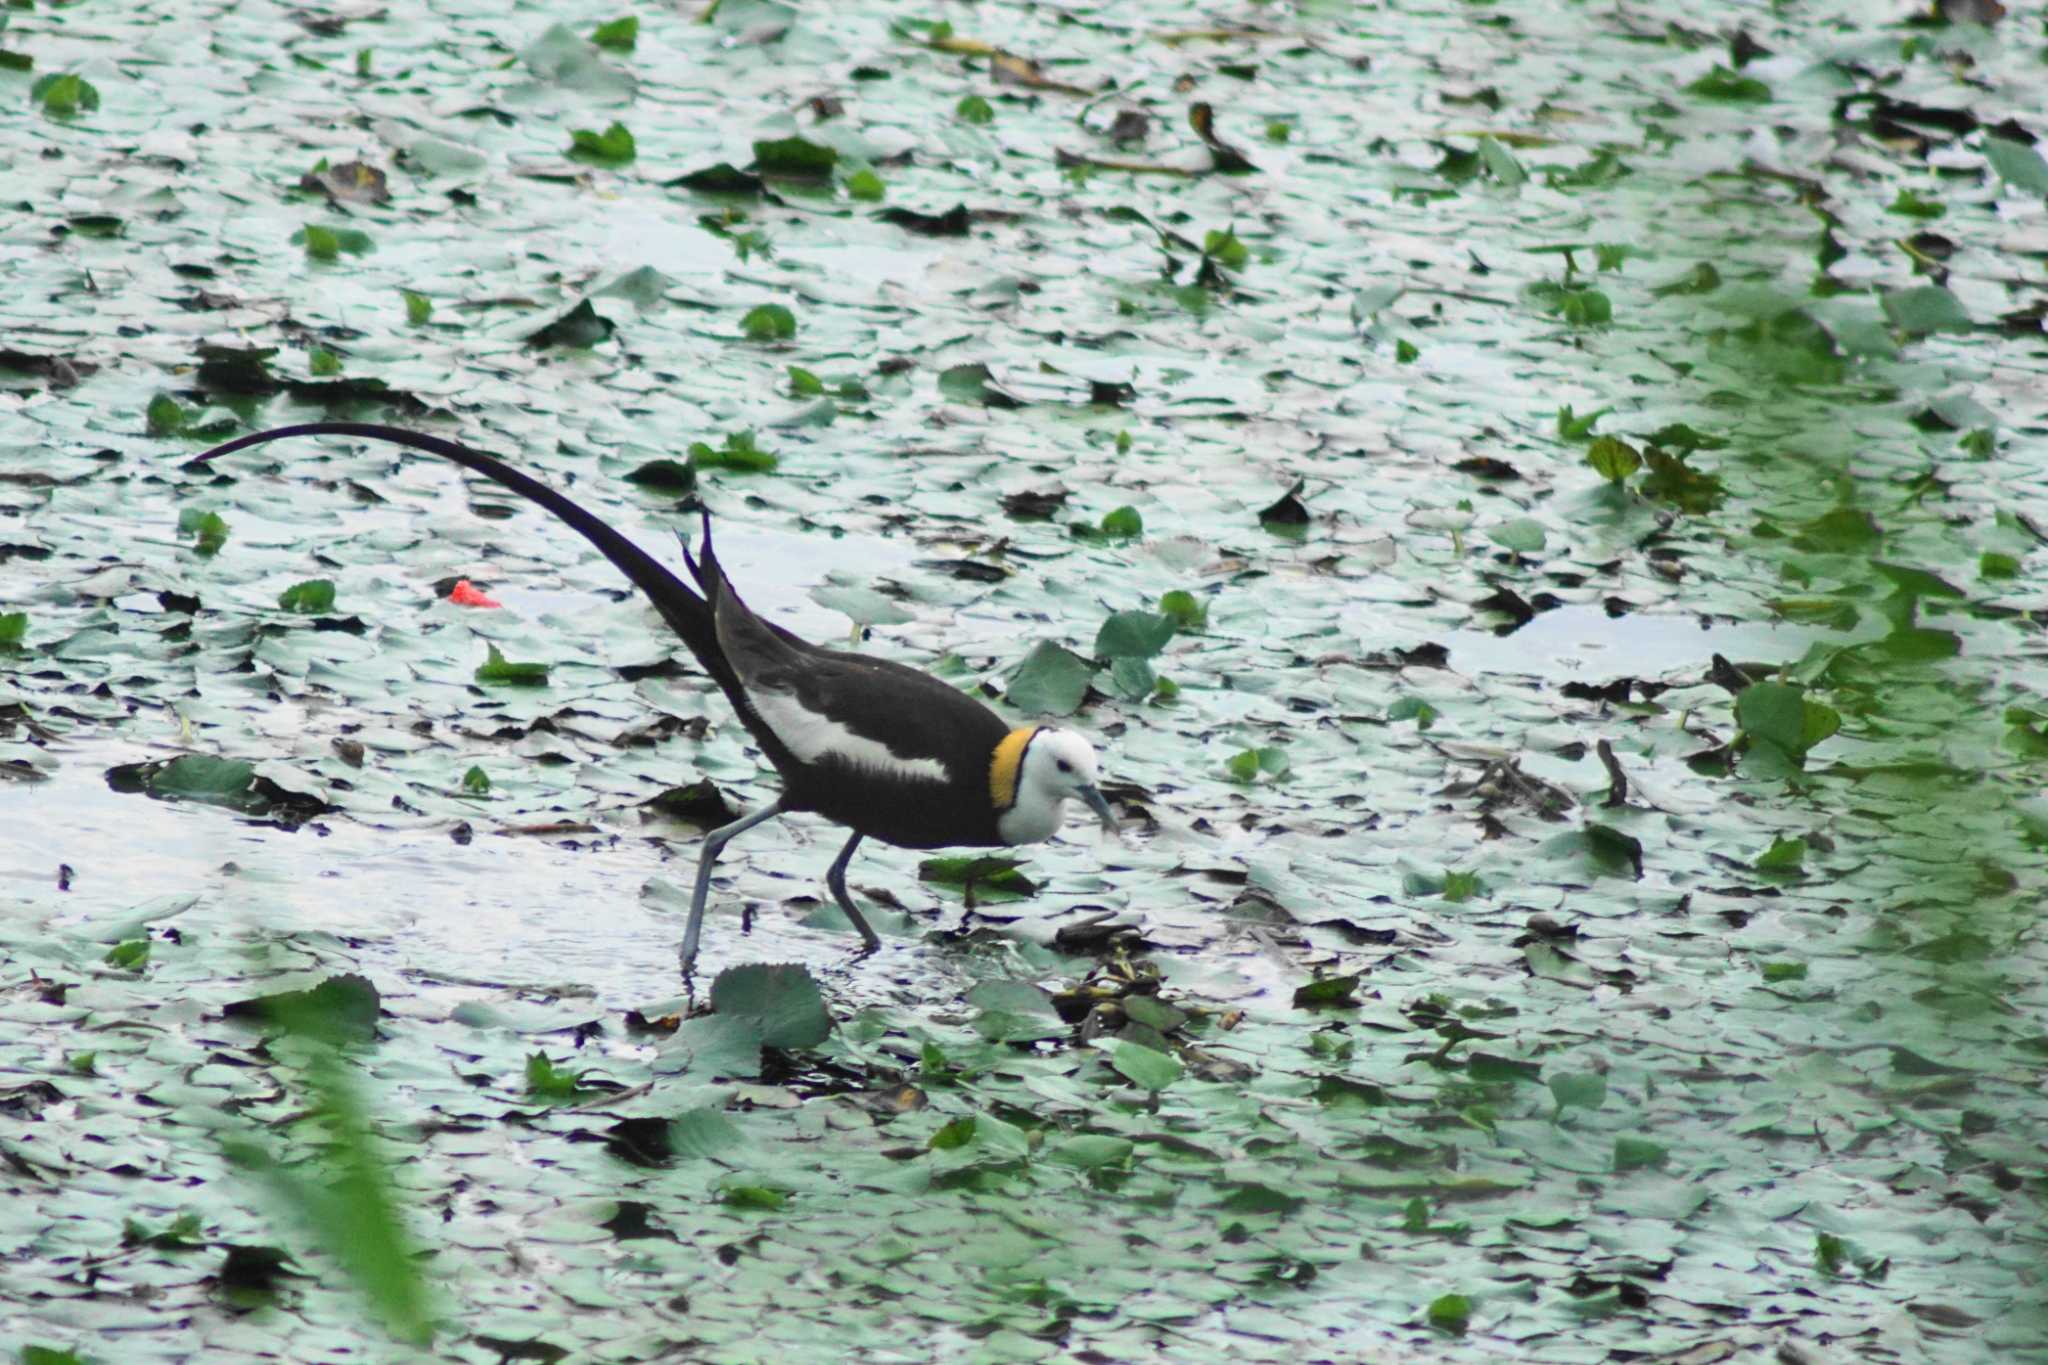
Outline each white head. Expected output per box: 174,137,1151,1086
994,726,1116,846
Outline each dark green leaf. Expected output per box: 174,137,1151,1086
753,135,837,180
1687,65,1770,102
1613,1136,1668,1170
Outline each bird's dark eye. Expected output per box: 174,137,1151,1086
1056,759,1072,773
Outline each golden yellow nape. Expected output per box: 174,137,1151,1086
987,725,1042,811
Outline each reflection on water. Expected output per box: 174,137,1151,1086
1444,601,1864,679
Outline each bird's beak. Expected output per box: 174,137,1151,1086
1077,784,1118,832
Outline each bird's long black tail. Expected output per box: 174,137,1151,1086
186,422,740,694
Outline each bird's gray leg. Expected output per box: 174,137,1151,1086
824,831,881,956
681,798,784,978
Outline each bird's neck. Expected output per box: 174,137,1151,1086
988,725,1043,812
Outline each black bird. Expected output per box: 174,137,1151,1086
189,423,1117,974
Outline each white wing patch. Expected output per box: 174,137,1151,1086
750,689,951,785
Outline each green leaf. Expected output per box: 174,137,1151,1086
1292,973,1360,1008
1984,135,2048,198
752,135,837,180
720,1184,789,1211
0,612,25,647
1006,640,1095,717
689,429,779,472
105,939,150,970
1476,135,1524,186
221,1050,434,1345
525,1052,589,1102
569,121,637,165
401,289,433,324
591,16,639,50
308,348,341,376
1441,869,1481,902
1613,1136,1668,1170
741,304,797,341
1650,261,1720,297
147,393,189,436
295,224,373,258
1754,836,1806,871
153,754,258,800
21,1349,86,1365
1881,284,1971,336
625,459,695,491
671,1107,745,1160
1387,696,1437,729
787,365,824,396
526,298,613,348
1427,1293,1471,1334
845,167,886,202
179,508,230,555
300,224,340,261
709,963,832,1049
1225,746,1288,783
277,579,336,614
1559,288,1611,326
1487,518,1546,554
1047,1134,1135,1170
1202,227,1249,271
1982,551,2020,580
929,1116,977,1151
1099,505,1143,539
1395,338,1419,363
1886,188,1944,220
1555,404,1609,440
32,72,100,116
1686,65,1770,102
1548,1072,1607,1115
956,94,994,124
1106,655,1155,703
1094,610,1176,661
1586,436,1641,482
1110,1041,1182,1092
475,644,550,686
1157,590,1207,630
461,766,490,794
1735,682,1806,753
1760,961,1807,982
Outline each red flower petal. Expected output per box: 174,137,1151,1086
449,579,502,608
